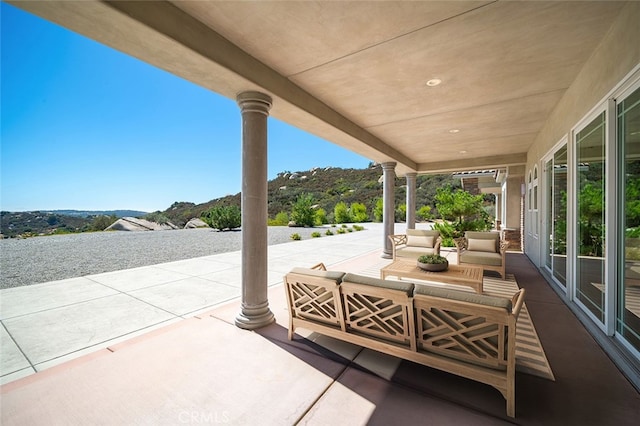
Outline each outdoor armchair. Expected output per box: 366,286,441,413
389,229,441,260
454,231,509,279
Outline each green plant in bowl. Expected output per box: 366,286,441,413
417,254,449,272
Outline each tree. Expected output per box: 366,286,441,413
202,206,241,231
291,193,316,227
434,186,491,240
334,201,351,223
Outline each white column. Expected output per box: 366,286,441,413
235,91,274,330
405,172,417,230
382,162,396,258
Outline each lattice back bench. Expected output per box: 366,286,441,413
284,263,525,418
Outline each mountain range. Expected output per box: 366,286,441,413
0,165,461,238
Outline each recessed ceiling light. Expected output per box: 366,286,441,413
449,129,460,133
426,78,442,87
459,150,467,154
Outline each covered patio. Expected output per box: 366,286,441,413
1,228,638,424
3,0,640,422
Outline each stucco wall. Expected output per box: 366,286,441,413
526,1,640,169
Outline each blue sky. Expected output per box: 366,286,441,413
0,3,370,213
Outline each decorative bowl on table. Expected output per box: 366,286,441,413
417,254,449,272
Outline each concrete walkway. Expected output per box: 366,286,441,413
1,223,443,385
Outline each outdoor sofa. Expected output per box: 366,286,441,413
388,229,441,259
454,231,509,279
284,263,525,418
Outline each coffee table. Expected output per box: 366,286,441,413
380,259,484,294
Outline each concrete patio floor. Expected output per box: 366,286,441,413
1,223,426,385
2,223,639,425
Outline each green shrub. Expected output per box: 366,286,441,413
350,202,368,223
334,202,351,224
337,228,346,234
291,194,316,227
353,225,364,231
314,208,328,226
417,205,433,221
341,224,348,228
202,206,241,231
373,198,383,222
347,228,353,232
325,229,334,236
144,211,172,225
395,204,407,222
90,214,118,231
290,233,301,241
311,231,322,238
268,211,289,226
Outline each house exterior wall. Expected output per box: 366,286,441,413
523,1,640,388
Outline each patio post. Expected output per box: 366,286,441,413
382,162,396,258
235,91,275,330
406,172,417,229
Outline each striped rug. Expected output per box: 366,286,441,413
335,255,555,381
484,275,555,381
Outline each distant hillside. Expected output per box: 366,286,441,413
0,210,148,238
160,164,461,227
0,165,462,237
44,209,148,218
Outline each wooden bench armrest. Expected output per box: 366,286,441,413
511,289,526,318
310,262,327,271
499,240,510,254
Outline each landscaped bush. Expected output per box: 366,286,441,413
373,198,383,222
311,231,322,238
352,225,364,231
202,206,241,231
314,208,328,226
290,233,301,241
334,202,351,223
325,229,334,236
350,202,368,222
291,194,316,227
337,228,346,234
268,211,289,226
417,205,433,221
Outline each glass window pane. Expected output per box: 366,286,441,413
618,86,640,352
576,111,606,323
553,145,568,287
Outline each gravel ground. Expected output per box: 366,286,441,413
0,227,331,289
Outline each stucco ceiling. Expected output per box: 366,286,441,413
11,1,627,176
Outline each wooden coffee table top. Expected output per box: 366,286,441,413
380,259,484,294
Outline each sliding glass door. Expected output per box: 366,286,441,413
543,144,568,288
575,112,606,324
618,84,640,353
